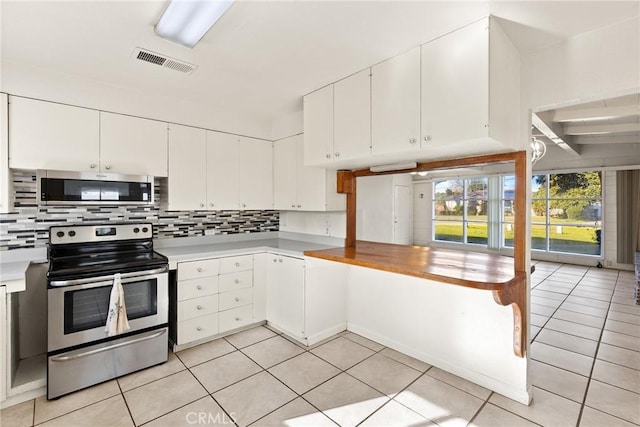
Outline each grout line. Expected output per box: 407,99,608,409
115,378,136,426
466,393,492,425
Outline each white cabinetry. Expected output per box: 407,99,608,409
274,135,345,211
99,112,168,177
371,46,421,155
266,254,305,342
303,69,371,167
166,124,207,211
420,17,518,156
0,94,11,213
9,96,100,172
207,131,239,210
239,137,273,210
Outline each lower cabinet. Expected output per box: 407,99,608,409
172,254,261,348
266,254,306,342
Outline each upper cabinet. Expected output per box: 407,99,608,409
274,135,345,211
166,124,207,211
304,69,371,167
371,46,421,155
9,96,100,172
100,112,168,177
239,136,273,210
207,131,240,210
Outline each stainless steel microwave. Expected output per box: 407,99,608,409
37,170,154,205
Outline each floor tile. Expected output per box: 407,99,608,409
584,380,640,424
597,343,640,370
579,406,638,427
570,289,613,301
530,325,541,340
591,359,640,393
144,396,232,427
530,313,549,327
347,353,422,397
342,332,385,351
530,303,556,317
190,350,262,393
529,359,589,402
558,301,607,318
213,371,296,427
601,329,640,352
250,397,336,427
378,348,431,372
310,337,375,370
425,367,491,400
268,352,340,394
241,335,305,368
608,310,640,326
123,370,207,425
534,328,598,357
0,399,34,427
553,309,605,328
565,295,610,309
34,380,120,425
604,319,640,338
117,351,185,392
360,399,433,427
37,395,133,427
609,302,640,316
469,402,538,427
489,386,581,427
224,326,277,349
530,341,593,376
530,296,562,309
176,338,236,367
534,284,572,295
395,374,484,427
303,373,388,427
531,289,566,301
544,318,602,341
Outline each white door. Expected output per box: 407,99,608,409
371,46,421,155
303,85,334,166
393,185,412,244
239,137,273,210
266,254,305,340
273,136,298,210
206,131,239,210
100,112,168,176
334,68,371,161
167,124,207,211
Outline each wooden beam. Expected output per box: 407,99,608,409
337,171,356,247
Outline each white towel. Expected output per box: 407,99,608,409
105,273,131,337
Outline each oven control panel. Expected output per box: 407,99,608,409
49,223,153,244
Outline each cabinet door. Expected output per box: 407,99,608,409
266,254,305,340
303,85,333,166
239,137,273,210
334,69,371,161
206,131,239,210
100,112,168,176
167,124,207,211
0,94,10,213
421,18,489,146
9,96,99,171
273,136,298,210
296,137,328,211
372,47,421,155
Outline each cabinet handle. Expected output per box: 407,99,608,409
409,138,416,144
297,204,301,208
90,164,96,169
235,262,240,267
200,203,204,208
235,317,240,321
235,279,240,284
235,297,240,302
210,203,214,207
334,152,340,157
272,259,277,263
325,154,331,159
196,327,202,331
242,203,246,208
278,259,283,263
197,305,203,310
196,285,202,290
424,135,431,142
197,267,203,272
105,165,111,170
291,204,295,208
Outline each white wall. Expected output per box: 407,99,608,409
1,60,273,140
279,211,346,239
413,181,431,246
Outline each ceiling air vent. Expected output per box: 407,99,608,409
131,47,197,75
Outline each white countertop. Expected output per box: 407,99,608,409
0,248,48,291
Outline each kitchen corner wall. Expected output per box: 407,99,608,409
0,170,279,250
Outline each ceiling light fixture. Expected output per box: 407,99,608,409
155,0,234,48
370,162,418,173
531,137,547,165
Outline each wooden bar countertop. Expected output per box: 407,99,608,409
304,241,528,291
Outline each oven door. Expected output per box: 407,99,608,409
47,267,168,352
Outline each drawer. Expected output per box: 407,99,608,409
177,276,219,301
219,288,253,311
219,305,253,333
178,258,219,280
220,255,253,274
178,294,219,321
177,313,218,345
219,270,253,293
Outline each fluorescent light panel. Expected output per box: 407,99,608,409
155,0,234,48
370,162,417,173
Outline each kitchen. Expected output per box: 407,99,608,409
1,1,639,426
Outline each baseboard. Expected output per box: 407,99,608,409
306,323,347,346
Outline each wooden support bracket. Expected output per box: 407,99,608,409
492,273,527,357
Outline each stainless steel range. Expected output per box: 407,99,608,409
46,223,169,399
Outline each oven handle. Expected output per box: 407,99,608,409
49,266,168,287
49,328,167,362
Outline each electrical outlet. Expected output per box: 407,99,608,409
204,229,216,236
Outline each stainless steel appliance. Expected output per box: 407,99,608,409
37,170,154,205
46,223,168,399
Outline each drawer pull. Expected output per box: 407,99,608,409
197,285,202,290
235,279,240,284
197,305,203,310
235,297,240,302
278,259,283,263
235,317,240,321
235,262,240,267
272,259,277,263
196,327,202,331
197,268,203,273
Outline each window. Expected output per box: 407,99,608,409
502,171,602,256
433,178,488,245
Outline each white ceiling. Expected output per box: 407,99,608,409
2,1,639,127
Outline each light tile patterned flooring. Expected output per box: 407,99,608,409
2,262,639,427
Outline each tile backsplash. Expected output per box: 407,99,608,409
0,171,279,250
